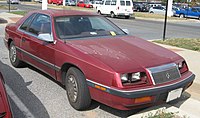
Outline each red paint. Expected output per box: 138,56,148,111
77,1,93,8
0,72,12,118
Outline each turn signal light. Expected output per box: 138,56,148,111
94,85,106,91
134,96,152,104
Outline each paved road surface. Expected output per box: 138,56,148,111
0,2,200,40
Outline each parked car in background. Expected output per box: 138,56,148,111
7,0,19,4
77,1,93,8
148,2,161,8
97,0,133,19
4,10,195,111
133,3,149,12
175,7,200,19
149,6,175,16
48,0,63,5
0,72,12,118
66,0,76,6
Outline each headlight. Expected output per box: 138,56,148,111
120,74,128,82
120,72,147,85
177,61,188,74
131,72,141,82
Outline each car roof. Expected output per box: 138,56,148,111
29,10,98,17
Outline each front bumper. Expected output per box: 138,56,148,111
87,72,195,110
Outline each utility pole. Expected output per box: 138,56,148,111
9,0,11,12
42,0,48,10
163,0,168,41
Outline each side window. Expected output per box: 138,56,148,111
28,14,51,36
120,0,125,6
192,8,197,12
111,0,116,5
126,1,131,6
100,0,104,5
105,0,111,5
20,14,36,31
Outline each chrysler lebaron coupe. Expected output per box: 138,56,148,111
4,10,195,110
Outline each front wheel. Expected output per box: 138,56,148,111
65,67,91,110
9,41,24,67
179,14,184,18
110,12,115,18
97,10,101,15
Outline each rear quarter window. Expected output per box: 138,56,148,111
19,13,36,31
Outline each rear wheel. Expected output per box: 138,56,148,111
65,67,91,110
150,11,154,14
179,14,184,18
9,41,24,67
97,10,101,15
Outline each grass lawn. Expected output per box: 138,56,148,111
153,38,200,52
134,12,185,20
0,5,17,10
10,11,27,15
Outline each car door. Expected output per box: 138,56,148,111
20,13,56,78
103,0,111,14
188,8,199,18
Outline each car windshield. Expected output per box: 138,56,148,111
54,16,125,40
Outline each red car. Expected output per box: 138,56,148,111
4,10,195,110
77,1,93,8
48,0,62,5
0,72,12,118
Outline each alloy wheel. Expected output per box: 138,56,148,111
9,45,17,63
66,75,78,103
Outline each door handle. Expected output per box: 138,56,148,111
22,38,26,42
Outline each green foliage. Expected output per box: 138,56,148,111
0,5,17,10
10,11,27,16
141,109,176,118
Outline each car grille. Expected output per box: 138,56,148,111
148,63,181,85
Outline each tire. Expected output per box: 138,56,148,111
198,16,200,20
179,14,184,18
110,12,115,18
97,10,101,15
65,67,91,110
9,41,24,67
150,11,154,14
125,16,130,19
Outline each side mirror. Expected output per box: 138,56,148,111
122,29,129,34
38,33,54,43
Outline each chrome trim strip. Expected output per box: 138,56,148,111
147,63,177,73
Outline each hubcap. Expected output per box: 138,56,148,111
66,75,78,103
10,45,17,63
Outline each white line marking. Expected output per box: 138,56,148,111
5,84,35,118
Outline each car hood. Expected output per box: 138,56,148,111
68,36,181,73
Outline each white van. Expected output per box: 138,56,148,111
97,0,133,19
